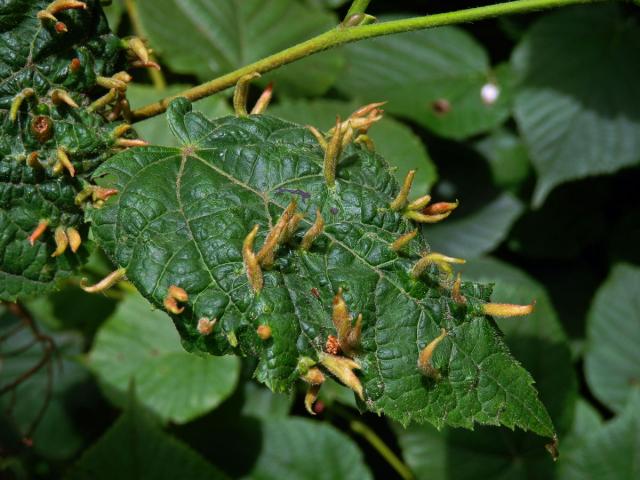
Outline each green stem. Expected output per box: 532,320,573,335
131,0,605,122
350,419,415,480
346,0,372,17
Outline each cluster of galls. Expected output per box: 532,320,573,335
16,1,156,260
81,73,535,414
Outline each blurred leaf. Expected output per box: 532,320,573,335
268,99,437,196
240,381,292,420
241,418,373,480
318,377,357,409
558,389,640,480
103,0,124,31
396,257,576,479
0,309,88,460
559,399,603,453
137,0,344,96
127,85,231,146
337,24,513,139
88,294,240,423
609,211,640,265
67,394,227,480
584,264,640,413
426,193,523,259
307,0,348,7
474,128,531,190
512,5,640,206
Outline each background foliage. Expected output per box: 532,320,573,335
2,1,639,478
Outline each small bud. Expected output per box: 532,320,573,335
332,288,350,340
56,147,75,177
250,82,274,115
125,37,152,65
66,227,81,253
46,0,87,14
325,335,340,355
300,209,324,251
390,229,417,252
9,88,35,122
343,13,364,27
88,88,117,112
304,383,322,416
418,328,447,379
51,89,78,108
324,116,343,187
412,253,466,278
115,138,148,148
354,134,375,151
96,75,128,91
257,200,297,267
233,72,261,117
452,273,466,305
112,124,132,138
404,210,452,224
310,287,320,299
197,317,217,336
422,200,459,216
301,367,325,416
54,21,67,33
390,170,416,211
406,194,432,211
27,152,42,168
50,226,68,257
75,185,119,206
227,331,239,347
307,125,327,150
243,225,263,293
31,115,53,143
69,57,81,73
80,267,126,293
256,324,272,340
545,434,559,462
319,352,364,400
432,99,451,115
164,285,189,314
28,220,49,245
283,212,304,242
296,356,317,376
482,301,535,318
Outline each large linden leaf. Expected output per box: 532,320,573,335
89,293,240,424
336,22,513,140
512,5,640,206
137,0,343,97
88,98,553,436
584,263,640,413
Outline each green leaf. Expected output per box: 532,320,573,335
0,0,130,300
336,23,513,139
89,98,553,436
474,128,531,190
268,99,437,196
137,0,344,96
560,399,603,453
0,308,88,460
584,263,640,413
426,193,524,259
243,418,373,480
67,395,227,480
89,293,240,423
512,5,640,206
103,0,124,31
558,389,640,480
240,381,293,420
127,85,232,147
395,258,576,479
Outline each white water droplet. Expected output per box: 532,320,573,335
481,83,500,105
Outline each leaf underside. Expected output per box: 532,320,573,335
89,98,553,436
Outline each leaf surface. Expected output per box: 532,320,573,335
89,98,554,435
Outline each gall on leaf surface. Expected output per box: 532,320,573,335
88,98,554,437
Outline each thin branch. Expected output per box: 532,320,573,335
131,0,605,122
346,0,372,18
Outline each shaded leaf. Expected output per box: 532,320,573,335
89,294,240,423
584,264,640,413
337,23,513,139
512,5,640,205
474,128,531,190
137,0,344,96
67,395,227,480
426,193,523,259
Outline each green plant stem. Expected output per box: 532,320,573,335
124,0,166,89
350,419,415,480
131,0,605,122
346,0,372,17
